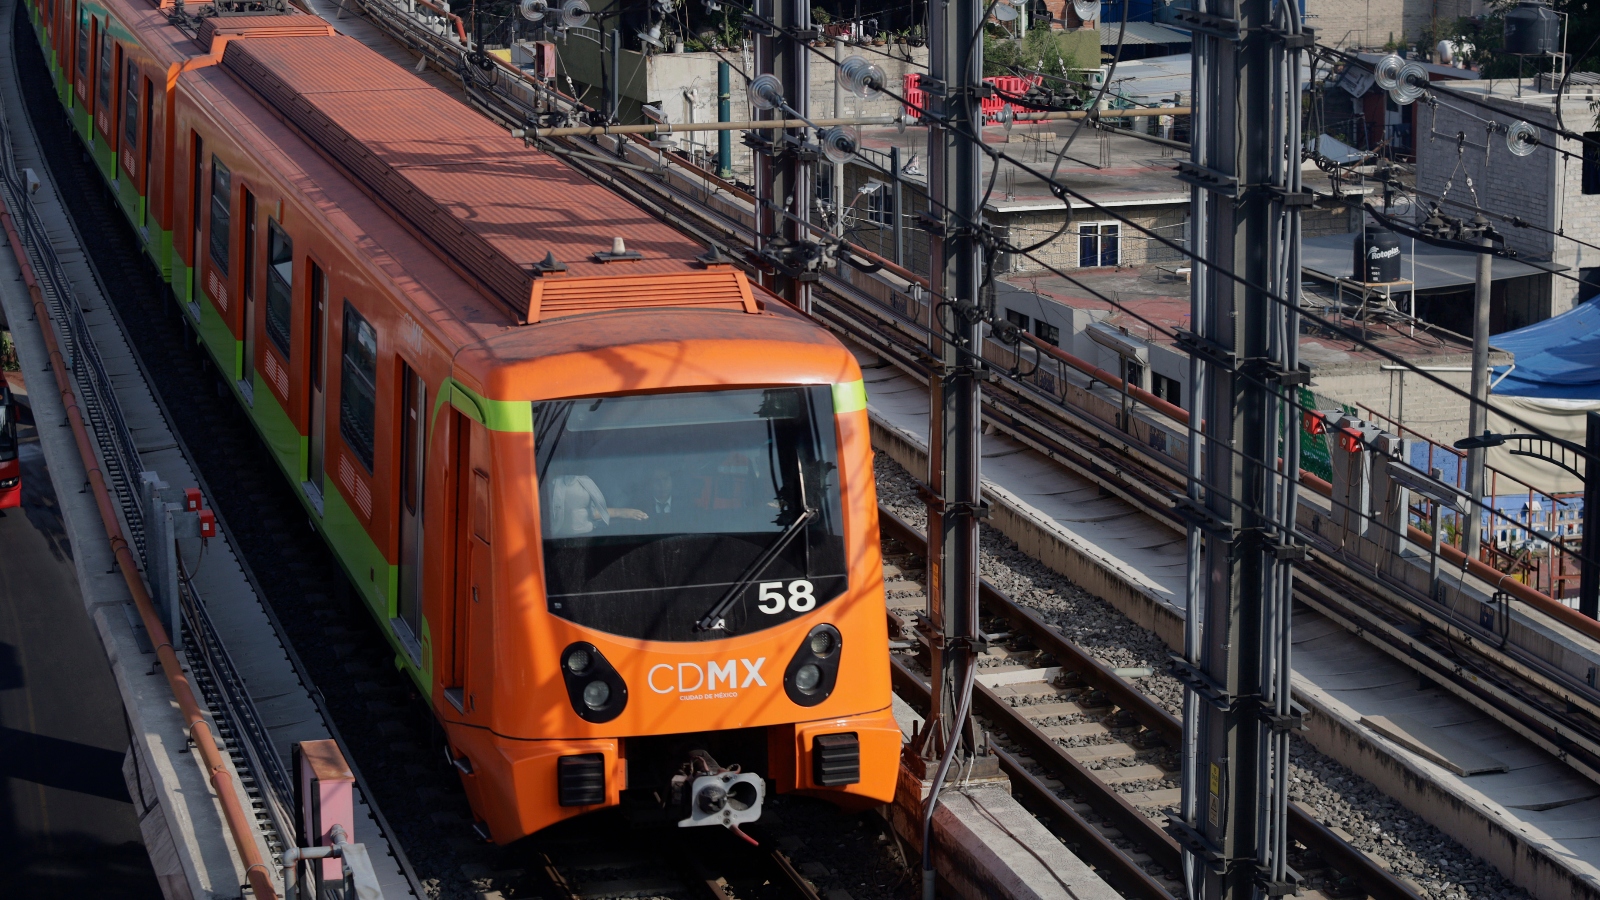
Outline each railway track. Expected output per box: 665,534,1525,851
875,508,1426,900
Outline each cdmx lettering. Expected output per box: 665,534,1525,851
648,658,768,694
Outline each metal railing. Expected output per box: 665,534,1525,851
0,54,292,854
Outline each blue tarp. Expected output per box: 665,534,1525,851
1491,295,1600,399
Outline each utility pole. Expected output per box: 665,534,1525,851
1175,0,1303,897
752,0,814,311
1463,215,1494,562
918,0,985,892
1583,410,1600,619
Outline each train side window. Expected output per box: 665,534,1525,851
122,59,138,152
208,155,230,272
265,221,293,357
96,34,112,125
340,301,377,472
74,10,87,83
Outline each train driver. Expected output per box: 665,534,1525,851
543,473,648,536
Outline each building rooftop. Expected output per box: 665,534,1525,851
997,264,1502,374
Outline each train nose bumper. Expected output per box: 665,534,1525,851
679,771,765,828
772,706,901,804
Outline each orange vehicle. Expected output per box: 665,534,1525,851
0,382,18,509
21,0,899,842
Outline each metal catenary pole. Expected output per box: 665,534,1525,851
1583,410,1600,619
1177,1,1304,898
1463,219,1494,562
920,0,983,894
752,0,812,311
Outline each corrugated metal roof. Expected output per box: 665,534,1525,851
195,15,334,54
222,34,714,322
1099,22,1190,47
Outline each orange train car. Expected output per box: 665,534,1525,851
20,0,900,840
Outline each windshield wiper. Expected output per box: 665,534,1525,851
694,507,816,633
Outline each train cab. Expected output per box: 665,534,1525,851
0,383,19,509
432,299,902,843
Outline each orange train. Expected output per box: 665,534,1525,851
0,381,17,509
20,0,900,840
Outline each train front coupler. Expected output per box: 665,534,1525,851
671,749,764,842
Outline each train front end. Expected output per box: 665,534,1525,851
439,306,900,843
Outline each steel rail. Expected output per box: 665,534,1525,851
879,508,1426,900
0,200,279,900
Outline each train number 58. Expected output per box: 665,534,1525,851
757,580,816,614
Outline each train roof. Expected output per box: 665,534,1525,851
217,31,718,324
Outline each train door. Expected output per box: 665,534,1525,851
240,188,256,392
395,363,425,655
241,188,257,393
307,262,328,498
140,77,152,231
190,133,202,308
443,410,488,714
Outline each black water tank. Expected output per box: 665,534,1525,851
1353,225,1402,283
1504,2,1560,56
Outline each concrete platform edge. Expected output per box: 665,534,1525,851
1293,673,1600,900
0,214,258,900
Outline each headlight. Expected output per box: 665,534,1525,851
784,624,842,707
559,642,628,722
794,663,822,693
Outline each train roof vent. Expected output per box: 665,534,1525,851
527,270,759,324
196,16,333,52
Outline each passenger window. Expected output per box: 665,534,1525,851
122,59,138,150
265,221,293,357
97,34,112,122
75,12,88,81
340,302,378,471
209,155,231,271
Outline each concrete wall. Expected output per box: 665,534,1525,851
1415,83,1600,318
1308,0,1486,50
999,203,1189,272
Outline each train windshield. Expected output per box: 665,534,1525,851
535,386,847,641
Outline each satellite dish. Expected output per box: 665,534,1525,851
519,0,547,21
820,126,859,164
1071,0,1100,21
838,56,886,98
747,73,785,111
1372,54,1405,91
560,0,591,28
1506,119,1538,156
993,0,1018,22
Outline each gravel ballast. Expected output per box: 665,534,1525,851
874,450,1532,900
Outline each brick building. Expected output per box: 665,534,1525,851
1415,77,1600,318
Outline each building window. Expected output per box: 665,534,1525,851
209,156,231,271
1005,308,1030,332
265,220,293,357
1078,223,1120,267
1152,372,1182,405
1584,132,1600,195
815,165,834,203
866,181,892,226
340,301,378,472
1033,320,1059,346
122,59,138,150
